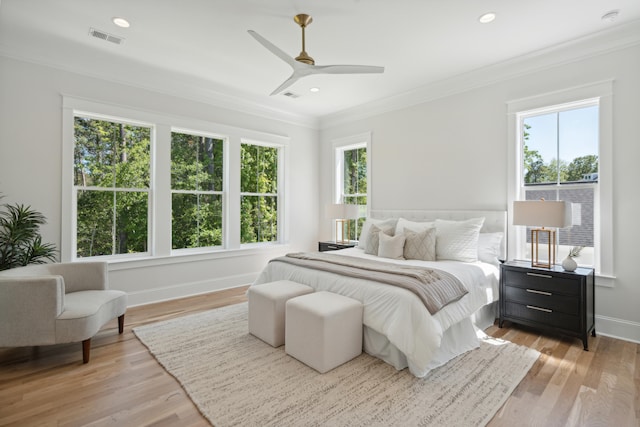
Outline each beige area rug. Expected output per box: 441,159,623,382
134,302,539,427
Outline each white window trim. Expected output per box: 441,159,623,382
332,132,371,240
506,80,614,286
62,96,290,264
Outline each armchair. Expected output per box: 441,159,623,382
0,262,127,363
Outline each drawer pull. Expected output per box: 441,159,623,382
327,245,338,249
526,272,553,279
526,289,552,296
526,305,552,313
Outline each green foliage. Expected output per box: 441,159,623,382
240,144,278,243
343,148,367,240
171,133,224,249
74,117,150,257
0,197,57,270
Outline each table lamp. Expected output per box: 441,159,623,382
326,204,360,244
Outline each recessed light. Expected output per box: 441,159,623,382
112,17,130,28
601,10,619,23
478,12,496,24
310,87,320,93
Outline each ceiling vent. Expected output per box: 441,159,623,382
282,91,300,98
88,28,124,45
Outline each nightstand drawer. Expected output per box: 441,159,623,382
503,286,580,315
503,269,580,295
504,301,580,332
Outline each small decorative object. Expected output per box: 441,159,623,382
562,246,582,272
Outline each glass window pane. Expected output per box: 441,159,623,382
115,191,148,254
74,117,150,189
241,195,278,243
171,132,223,191
522,113,558,184
559,106,599,183
241,144,278,193
76,190,114,257
172,193,222,249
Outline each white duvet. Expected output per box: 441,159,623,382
253,247,499,377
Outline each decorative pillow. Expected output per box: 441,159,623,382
435,217,485,262
364,224,394,255
378,232,406,260
358,218,397,249
477,232,504,265
403,227,436,261
394,218,435,236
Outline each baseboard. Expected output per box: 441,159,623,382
595,314,640,344
126,272,258,307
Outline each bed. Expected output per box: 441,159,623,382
252,209,506,378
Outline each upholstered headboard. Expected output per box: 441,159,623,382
370,209,507,259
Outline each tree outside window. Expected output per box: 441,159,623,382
74,116,150,257
342,146,367,240
240,143,279,243
171,132,224,249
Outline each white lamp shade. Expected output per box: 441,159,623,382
325,203,360,220
513,200,572,228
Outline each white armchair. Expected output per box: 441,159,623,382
0,262,127,363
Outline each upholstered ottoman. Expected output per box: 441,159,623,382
248,280,314,347
285,291,363,373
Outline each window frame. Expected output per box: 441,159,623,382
239,139,285,246
332,132,371,241
507,81,614,286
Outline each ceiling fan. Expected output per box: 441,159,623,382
248,14,384,96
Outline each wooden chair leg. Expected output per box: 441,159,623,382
82,339,91,364
118,314,125,334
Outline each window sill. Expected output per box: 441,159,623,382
74,243,291,271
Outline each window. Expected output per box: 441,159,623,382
171,131,224,250
240,142,280,244
73,116,151,258
333,133,371,241
507,81,614,283
63,96,290,262
520,102,599,265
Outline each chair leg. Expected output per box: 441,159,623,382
82,339,91,364
118,314,125,334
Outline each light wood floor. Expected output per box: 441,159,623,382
1,287,638,427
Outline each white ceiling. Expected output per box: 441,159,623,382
1,0,639,121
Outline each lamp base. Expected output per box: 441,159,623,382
335,219,352,244
530,228,556,269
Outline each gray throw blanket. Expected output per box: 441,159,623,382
270,252,468,314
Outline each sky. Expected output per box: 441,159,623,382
523,105,598,164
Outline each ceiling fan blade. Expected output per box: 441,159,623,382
247,30,296,68
270,73,300,96
311,64,385,74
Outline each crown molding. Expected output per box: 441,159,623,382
319,19,640,130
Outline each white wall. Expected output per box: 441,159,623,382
0,56,319,305
319,43,640,343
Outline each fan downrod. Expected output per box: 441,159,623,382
294,14,314,65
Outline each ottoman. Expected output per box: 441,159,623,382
285,291,363,373
248,280,314,347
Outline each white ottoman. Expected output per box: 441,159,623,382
248,280,314,347
285,291,363,373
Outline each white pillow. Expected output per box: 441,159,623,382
403,227,436,261
395,218,435,236
378,232,406,260
358,218,397,249
477,232,504,265
435,217,485,262
364,223,394,255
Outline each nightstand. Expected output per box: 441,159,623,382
318,241,357,252
499,260,595,350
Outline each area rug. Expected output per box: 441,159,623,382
133,302,539,427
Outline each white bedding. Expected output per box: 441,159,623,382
253,247,499,378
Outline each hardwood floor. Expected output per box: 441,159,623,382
1,287,638,427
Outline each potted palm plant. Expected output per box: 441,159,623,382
0,195,57,270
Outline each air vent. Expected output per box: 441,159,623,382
282,91,300,98
88,28,124,45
